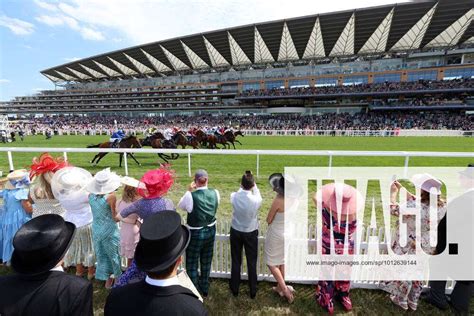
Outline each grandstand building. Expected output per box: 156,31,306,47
1,0,474,117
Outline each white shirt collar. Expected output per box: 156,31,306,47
145,275,180,287
50,265,64,272
196,186,208,191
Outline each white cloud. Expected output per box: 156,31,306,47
0,15,34,35
33,0,411,45
34,0,59,12
0,79,11,84
63,57,81,62
35,13,104,41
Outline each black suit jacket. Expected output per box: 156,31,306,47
0,271,93,316
105,281,208,316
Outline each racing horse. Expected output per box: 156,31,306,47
87,135,142,167
223,130,244,149
206,133,229,149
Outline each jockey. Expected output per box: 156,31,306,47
217,126,225,135
224,125,233,134
163,127,173,141
145,127,157,137
110,129,125,148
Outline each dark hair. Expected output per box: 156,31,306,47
241,172,255,190
146,260,178,279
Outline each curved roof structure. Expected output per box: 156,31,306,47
41,0,474,83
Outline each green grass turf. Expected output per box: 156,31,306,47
1,135,473,222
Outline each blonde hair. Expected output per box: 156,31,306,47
121,185,140,203
33,172,55,199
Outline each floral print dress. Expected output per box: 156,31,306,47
383,200,447,311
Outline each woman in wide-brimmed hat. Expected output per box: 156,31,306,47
85,168,122,289
28,153,69,218
1,169,33,264
51,166,96,279
383,174,446,311
0,176,9,262
114,166,175,288
313,182,363,314
116,176,142,267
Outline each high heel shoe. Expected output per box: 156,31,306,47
283,286,294,304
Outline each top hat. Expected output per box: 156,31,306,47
11,214,76,275
134,211,190,273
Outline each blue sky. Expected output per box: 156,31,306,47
0,0,410,101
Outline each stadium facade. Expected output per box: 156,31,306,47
1,0,474,116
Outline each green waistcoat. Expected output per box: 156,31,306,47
187,188,218,227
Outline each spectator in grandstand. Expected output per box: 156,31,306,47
114,167,175,287
423,164,474,314
178,169,219,297
86,168,122,289
51,167,95,280
28,153,69,218
313,183,360,313
383,174,446,311
104,211,207,316
229,170,262,298
0,214,93,316
264,173,294,303
117,176,142,268
1,169,32,264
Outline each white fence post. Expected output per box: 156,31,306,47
328,151,333,177
123,152,129,176
404,154,410,178
187,153,191,177
63,152,68,161
7,151,14,171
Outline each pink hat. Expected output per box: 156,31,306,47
316,183,363,215
137,167,175,199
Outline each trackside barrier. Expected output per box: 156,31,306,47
1,147,473,176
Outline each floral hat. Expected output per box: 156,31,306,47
30,153,69,182
137,166,175,199
5,169,30,190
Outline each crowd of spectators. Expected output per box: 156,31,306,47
239,78,474,97
9,110,473,134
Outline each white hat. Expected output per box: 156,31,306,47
5,169,30,190
85,168,121,195
411,173,442,195
51,167,92,200
120,176,142,188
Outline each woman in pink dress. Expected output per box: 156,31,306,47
116,177,142,268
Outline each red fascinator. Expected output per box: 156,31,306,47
30,153,70,180
137,166,175,199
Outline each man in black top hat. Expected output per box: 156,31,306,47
105,211,207,316
0,214,93,316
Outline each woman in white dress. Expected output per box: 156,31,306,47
51,166,96,280
264,173,294,303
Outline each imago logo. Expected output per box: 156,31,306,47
283,167,474,282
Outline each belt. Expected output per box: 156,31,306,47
186,220,217,230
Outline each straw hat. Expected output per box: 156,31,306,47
51,167,93,200
85,168,122,195
411,173,442,195
316,183,364,215
121,176,142,188
5,169,30,190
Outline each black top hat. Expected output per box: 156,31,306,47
11,214,76,275
134,211,190,273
